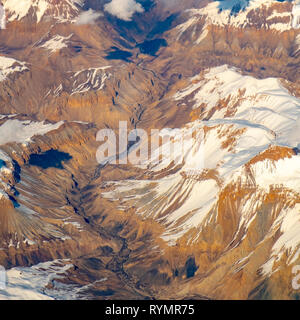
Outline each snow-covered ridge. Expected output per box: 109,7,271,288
0,56,28,82
3,0,84,23
175,65,300,149
178,0,300,36
102,65,300,245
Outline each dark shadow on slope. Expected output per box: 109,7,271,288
148,13,178,38
8,195,20,208
185,257,198,279
0,159,6,169
105,47,133,61
136,38,167,56
29,149,72,170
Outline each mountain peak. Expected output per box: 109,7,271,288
3,0,84,23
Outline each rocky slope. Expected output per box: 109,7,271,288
0,0,300,300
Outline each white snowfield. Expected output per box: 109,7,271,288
102,65,300,274
0,119,64,146
0,56,28,82
0,260,74,300
0,259,108,299
3,0,84,23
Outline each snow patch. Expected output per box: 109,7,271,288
71,66,111,95
0,119,64,146
0,56,28,82
40,34,73,53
